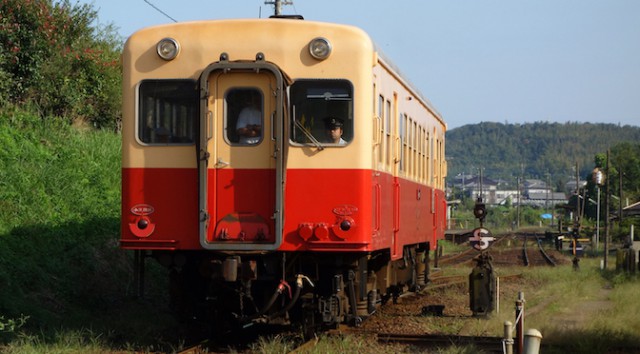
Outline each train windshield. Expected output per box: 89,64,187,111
290,79,353,147
137,79,198,145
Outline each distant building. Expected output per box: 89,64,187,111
523,192,568,208
495,189,519,205
524,179,549,196
451,174,567,207
453,174,498,204
564,179,587,194
622,201,640,217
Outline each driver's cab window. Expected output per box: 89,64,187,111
290,80,353,146
226,88,263,145
137,79,198,145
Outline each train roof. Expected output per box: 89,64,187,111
126,17,445,129
375,46,445,127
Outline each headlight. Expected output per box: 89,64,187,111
156,37,180,61
309,37,332,60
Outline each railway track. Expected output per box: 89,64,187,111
441,232,561,268
176,341,209,354
439,234,510,266
165,232,562,353
289,336,319,353
522,235,556,266
377,333,504,353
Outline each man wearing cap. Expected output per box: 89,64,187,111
324,117,347,145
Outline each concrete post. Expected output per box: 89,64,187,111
523,329,542,354
503,321,514,354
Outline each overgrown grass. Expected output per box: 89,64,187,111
1,329,112,354
438,240,469,256
275,257,640,353
0,109,120,232
0,109,177,350
0,109,199,353
0,110,123,317
466,257,640,353
2,110,640,353
253,333,408,354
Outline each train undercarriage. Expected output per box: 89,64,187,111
142,243,432,336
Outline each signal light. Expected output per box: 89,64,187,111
473,202,486,220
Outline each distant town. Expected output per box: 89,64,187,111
448,173,585,208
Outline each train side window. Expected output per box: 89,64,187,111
290,79,353,146
225,88,263,145
138,79,198,145
378,95,384,163
399,112,405,172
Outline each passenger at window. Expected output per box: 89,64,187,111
236,93,262,144
324,117,346,145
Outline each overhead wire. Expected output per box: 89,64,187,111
143,0,178,23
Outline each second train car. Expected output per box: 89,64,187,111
120,15,447,332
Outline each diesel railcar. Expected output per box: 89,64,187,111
120,15,447,332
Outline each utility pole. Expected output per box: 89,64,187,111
265,0,293,16
619,168,623,227
596,184,601,252
546,172,550,226
516,176,521,229
593,167,603,254
604,149,610,269
519,163,524,229
574,162,580,231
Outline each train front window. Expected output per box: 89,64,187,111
290,80,353,146
225,88,263,145
138,80,198,145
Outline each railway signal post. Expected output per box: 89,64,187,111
468,198,497,316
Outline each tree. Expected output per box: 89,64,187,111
0,0,122,128
610,143,640,202
446,122,640,190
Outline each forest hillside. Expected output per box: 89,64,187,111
446,121,640,186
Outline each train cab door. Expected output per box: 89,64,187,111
198,61,286,251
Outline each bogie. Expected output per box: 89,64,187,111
148,244,430,335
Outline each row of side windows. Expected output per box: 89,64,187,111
377,93,443,187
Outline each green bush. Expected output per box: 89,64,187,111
0,0,122,129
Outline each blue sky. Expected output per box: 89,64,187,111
78,0,640,129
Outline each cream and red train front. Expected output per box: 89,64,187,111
120,19,380,253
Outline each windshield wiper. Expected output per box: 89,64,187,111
292,105,324,151
294,118,324,151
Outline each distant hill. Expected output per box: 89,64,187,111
445,121,640,187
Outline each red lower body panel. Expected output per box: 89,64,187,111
121,168,199,250
121,167,445,256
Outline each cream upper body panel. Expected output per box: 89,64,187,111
372,57,447,188
122,19,376,169
122,18,444,176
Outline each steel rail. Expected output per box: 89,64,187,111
378,333,504,353
535,235,557,266
522,236,530,266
